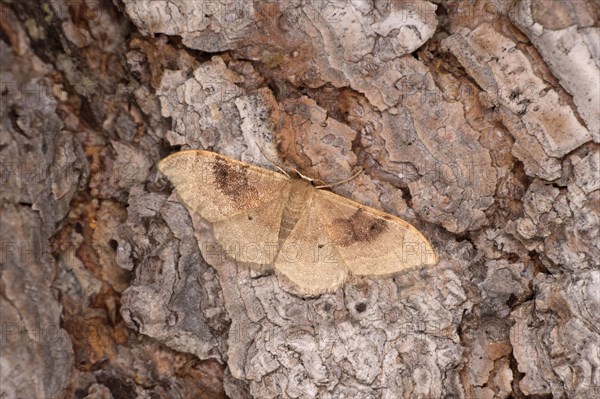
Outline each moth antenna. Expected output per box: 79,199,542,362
315,168,364,189
289,168,328,186
256,144,290,178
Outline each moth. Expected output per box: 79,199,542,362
159,150,437,294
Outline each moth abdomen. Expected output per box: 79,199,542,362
278,201,306,242
278,180,313,242
278,216,298,243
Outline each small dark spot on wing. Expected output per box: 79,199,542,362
108,239,118,251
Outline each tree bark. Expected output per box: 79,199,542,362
1,1,598,398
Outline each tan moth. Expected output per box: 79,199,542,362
159,150,437,294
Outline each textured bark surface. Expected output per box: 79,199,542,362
1,1,598,398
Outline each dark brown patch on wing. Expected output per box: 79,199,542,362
211,156,258,205
331,208,389,247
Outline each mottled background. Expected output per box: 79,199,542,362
1,1,598,398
